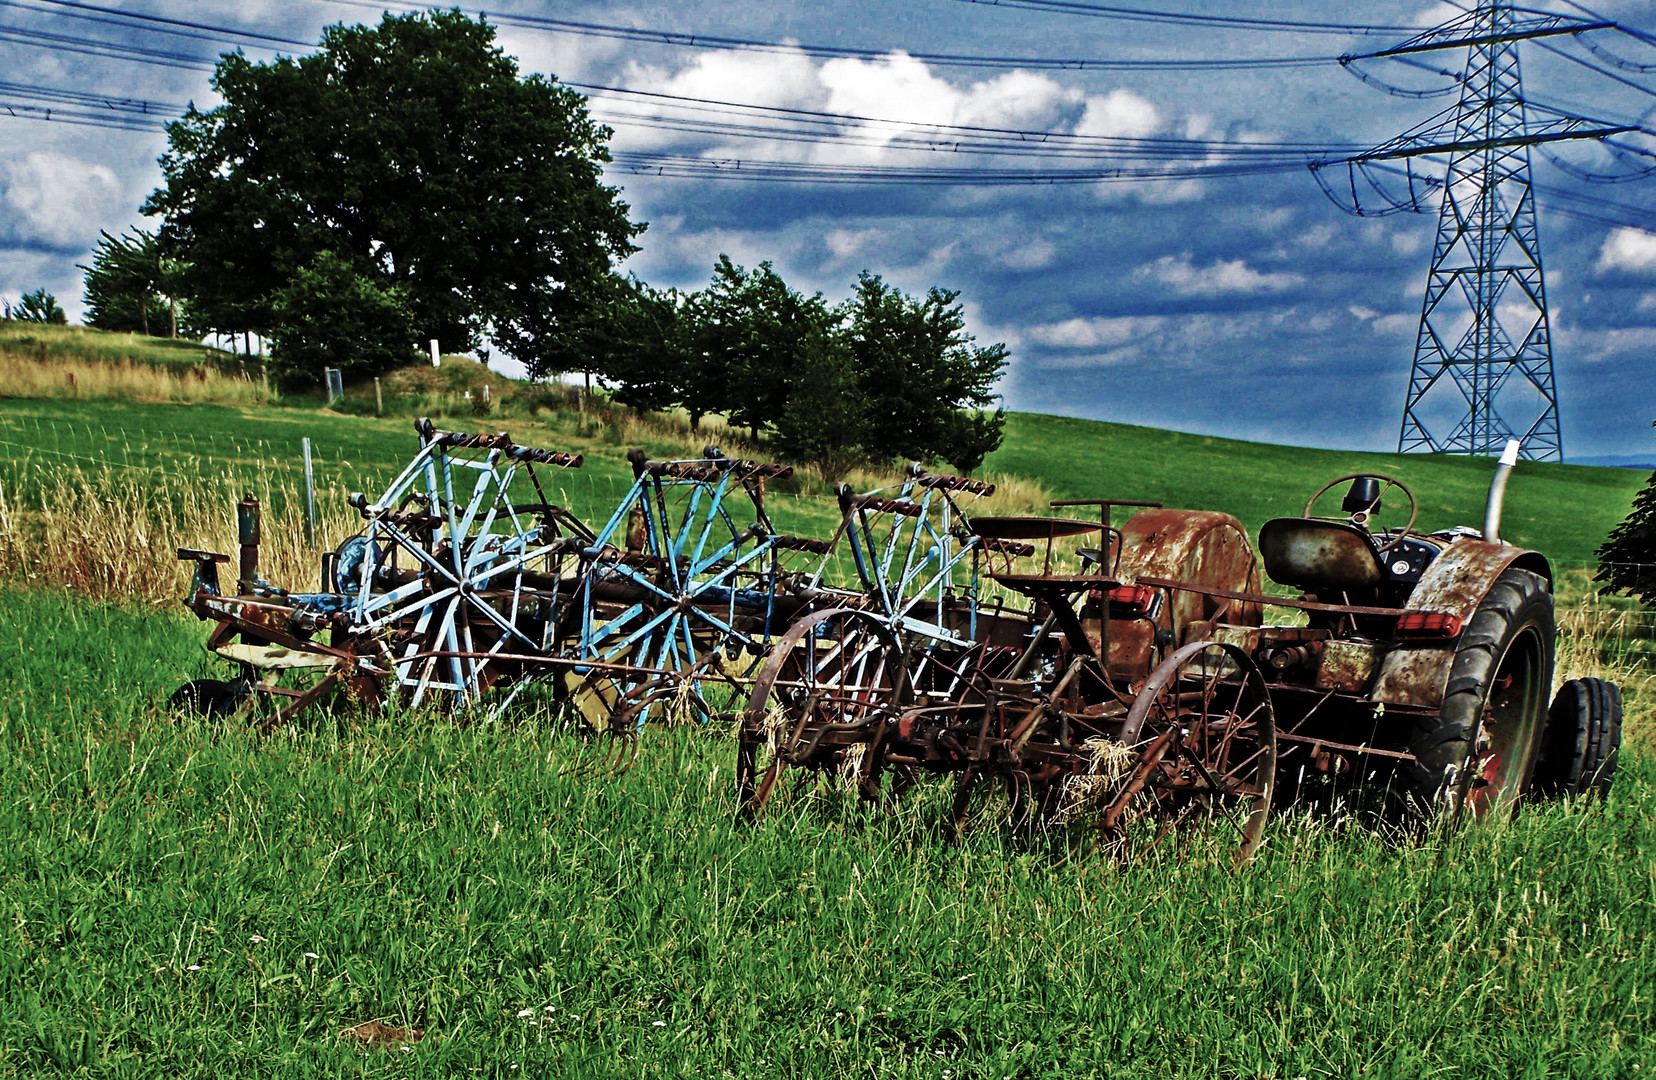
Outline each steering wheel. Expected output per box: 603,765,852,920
1303,473,1419,555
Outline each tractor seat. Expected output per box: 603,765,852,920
1258,518,1383,591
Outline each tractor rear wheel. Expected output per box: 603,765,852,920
1394,568,1554,818
1532,678,1621,798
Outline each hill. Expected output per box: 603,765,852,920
987,412,1642,574
1,386,1642,575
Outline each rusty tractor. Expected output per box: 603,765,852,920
735,440,1621,857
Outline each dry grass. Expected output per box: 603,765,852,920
0,466,358,604
0,352,275,406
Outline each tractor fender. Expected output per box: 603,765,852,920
1371,538,1552,709
1117,508,1263,643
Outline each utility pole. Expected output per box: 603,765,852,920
1314,1,1622,461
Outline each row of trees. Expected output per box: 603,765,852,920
78,9,1010,475
580,261,1005,474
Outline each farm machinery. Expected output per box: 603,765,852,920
734,440,1622,855
171,418,996,747
173,422,1621,853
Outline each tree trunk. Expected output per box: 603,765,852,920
168,299,177,339
139,295,149,338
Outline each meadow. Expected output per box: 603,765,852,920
1,588,1652,1077
1,345,1654,1076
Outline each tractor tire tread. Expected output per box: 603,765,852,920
1392,568,1554,816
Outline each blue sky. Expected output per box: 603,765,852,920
2,0,1655,459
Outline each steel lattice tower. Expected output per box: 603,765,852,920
1401,3,1560,459
1316,1,1626,461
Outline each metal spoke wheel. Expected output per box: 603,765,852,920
583,451,790,730
735,608,912,822
1100,641,1277,865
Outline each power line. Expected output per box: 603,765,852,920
4,0,309,48
0,73,1360,170
0,99,160,131
0,77,180,113
931,0,1416,34
311,0,1339,72
573,83,1361,155
0,23,214,69
605,149,1303,185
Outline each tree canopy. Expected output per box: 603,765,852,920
593,259,1008,476
80,229,190,338
9,290,67,325
144,9,642,383
1596,457,1656,604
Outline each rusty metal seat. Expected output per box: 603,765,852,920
1258,518,1383,591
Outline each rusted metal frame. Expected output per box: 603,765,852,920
1005,655,1091,756
1136,576,1406,618
1200,697,1274,791
196,597,368,673
418,420,584,470
256,666,345,736
990,576,1102,661
1099,727,1177,838
393,648,760,688
1273,731,1419,762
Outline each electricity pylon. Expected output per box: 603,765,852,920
1316,1,1626,461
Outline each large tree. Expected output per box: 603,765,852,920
842,274,1008,473
144,9,642,382
688,257,841,439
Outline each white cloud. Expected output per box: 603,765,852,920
1391,230,1428,256
1135,253,1303,295
1297,224,1339,249
1,151,124,249
1348,304,1415,336
996,236,1056,270
616,47,1165,173
1074,89,1158,138
1027,315,1165,348
1596,227,1656,273
824,228,880,261
1561,324,1656,362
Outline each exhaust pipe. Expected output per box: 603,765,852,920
1482,439,1522,544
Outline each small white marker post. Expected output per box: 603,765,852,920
429,339,441,367
302,437,318,552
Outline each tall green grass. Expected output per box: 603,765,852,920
0,588,1651,1077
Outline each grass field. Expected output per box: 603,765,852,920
2,380,1654,1076
0,588,1652,1077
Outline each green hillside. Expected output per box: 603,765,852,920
988,412,1645,573
3,395,1644,576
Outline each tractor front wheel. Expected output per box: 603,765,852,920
1532,678,1621,798
1395,568,1554,818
